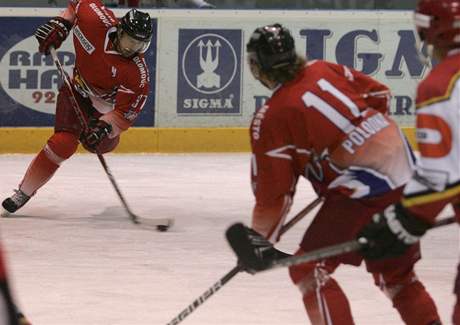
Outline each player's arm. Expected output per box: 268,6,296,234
99,62,150,137
328,62,391,114
61,0,80,23
34,0,80,54
251,108,298,243
350,69,391,114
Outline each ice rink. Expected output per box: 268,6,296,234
0,153,458,325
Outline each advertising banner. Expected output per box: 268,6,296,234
176,28,242,115
0,12,156,127
155,10,426,128
0,10,426,129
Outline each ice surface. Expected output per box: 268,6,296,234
0,154,457,325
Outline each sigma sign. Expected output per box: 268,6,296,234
0,36,74,115
177,29,242,115
300,29,432,78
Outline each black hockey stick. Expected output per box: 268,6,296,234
257,216,456,272
49,47,173,231
166,196,324,325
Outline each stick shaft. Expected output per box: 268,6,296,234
166,197,323,325
96,154,139,223
50,47,139,224
49,47,88,130
280,197,324,235
267,216,457,271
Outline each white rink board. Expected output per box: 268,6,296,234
154,10,426,127
0,154,457,324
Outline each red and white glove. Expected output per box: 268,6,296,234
34,17,72,54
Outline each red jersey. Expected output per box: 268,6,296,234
251,60,415,240
63,0,149,135
402,50,460,224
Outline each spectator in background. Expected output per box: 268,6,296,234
206,0,416,10
118,0,214,8
118,0,140,7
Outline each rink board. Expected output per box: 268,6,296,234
0,9,422,152
0,126,416,153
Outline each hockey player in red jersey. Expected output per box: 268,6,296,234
227,23,441,325
1,1,152,214
358,0,460,324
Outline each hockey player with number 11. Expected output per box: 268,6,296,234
2,0,152,214
227,23,441,324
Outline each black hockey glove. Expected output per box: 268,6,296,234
226,223,289,274
81,119,112,151
358,203,430,260
34,16,72,54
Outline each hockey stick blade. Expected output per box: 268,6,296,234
96,154,175,231
133,214,174,231
258,216,457,272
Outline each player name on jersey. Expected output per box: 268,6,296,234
342,112,390,154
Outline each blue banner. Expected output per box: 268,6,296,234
0,17,157,127
177,29,242,115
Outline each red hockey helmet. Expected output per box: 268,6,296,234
414,0,460,50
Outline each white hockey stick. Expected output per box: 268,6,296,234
50,47,173,231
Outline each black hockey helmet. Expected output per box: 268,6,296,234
246,23,296,71
120,9,153,42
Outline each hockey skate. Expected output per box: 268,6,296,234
1,190,31,217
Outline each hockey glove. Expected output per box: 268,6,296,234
81,120,112,151
34,17,72,54
358,203,430,260
226,223,289,274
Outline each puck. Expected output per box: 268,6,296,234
157,225,169,232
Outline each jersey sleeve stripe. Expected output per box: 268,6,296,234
402,180,460,207
267,195,292,243
416,71,460,109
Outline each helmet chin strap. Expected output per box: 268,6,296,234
138,39,151,54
